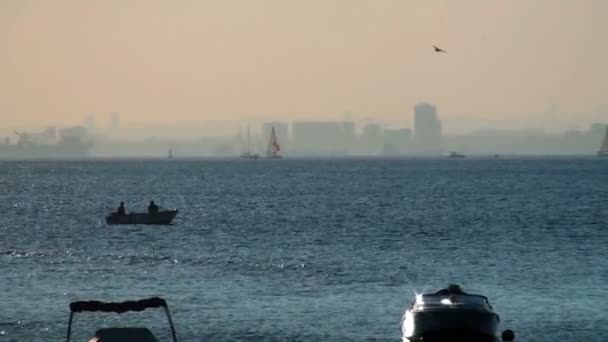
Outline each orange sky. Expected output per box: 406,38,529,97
1,0,607,131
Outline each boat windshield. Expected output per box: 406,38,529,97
416,294,492,309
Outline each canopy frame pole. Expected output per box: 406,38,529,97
66,312,74,342
163,305,178,342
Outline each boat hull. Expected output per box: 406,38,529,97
240,153,259,159
449,152,466,158
404,309,499,341
105,210,178,225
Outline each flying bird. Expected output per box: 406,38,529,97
433,45,447,54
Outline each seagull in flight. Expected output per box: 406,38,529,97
433,45,447,54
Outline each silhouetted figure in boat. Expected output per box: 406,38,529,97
116,201,126,215
434,284,466,295
148,201,159,214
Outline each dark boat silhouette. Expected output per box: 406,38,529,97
105,210,178,225
66,297,178,342
449,152,466,158
598,127,608,157
402,284,514,342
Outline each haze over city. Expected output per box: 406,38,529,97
2,3,608,342
1,0,607,135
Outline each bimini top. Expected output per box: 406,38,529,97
70,297,168,313
66,297,178,342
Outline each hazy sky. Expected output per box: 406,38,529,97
1,0,607,132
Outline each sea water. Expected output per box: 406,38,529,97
0,158,606,341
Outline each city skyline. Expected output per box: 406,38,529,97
2,101,605,157
2,105,605,140
1,1,607,129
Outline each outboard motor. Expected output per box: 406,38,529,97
501,329,515,341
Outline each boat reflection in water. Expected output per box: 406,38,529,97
402,284,514,342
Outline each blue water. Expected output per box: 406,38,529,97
0,158,606,342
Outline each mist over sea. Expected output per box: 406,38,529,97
1,158,606,341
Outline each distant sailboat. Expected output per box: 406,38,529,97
265,126,282,159
598,127,608,157
240,126,259,159
168,148,173,159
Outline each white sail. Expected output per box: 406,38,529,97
266,126,282,158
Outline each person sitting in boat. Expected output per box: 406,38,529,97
116,201,126,215
435,284,466,295
148,201,159,214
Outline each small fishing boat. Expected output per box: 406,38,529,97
598,127,608,157
66,297,178,342
265,126,283,159
105,210,178,225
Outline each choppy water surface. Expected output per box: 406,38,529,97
0,158,606,341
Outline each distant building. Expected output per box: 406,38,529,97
340,121,356,154
413,102,442,155
360,123,383,155
383,128,412,155
59,126,88,139
83,115,96,132
109,112,120,134
589,123,607,137
292,121,347,155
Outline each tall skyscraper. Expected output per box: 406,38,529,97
413,102,442,155
383,128,412,155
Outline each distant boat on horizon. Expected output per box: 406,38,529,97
240,126,259,160
598,127,608,157
449,151,466,158
265,126,283,159
168,148,173,159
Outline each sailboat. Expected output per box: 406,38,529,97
168,148,173,159
265,126,283,159
240,126,259,159
598,127,608,157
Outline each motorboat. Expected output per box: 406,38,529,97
105,210,178,225
402,284,513,342
66,297,178,342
